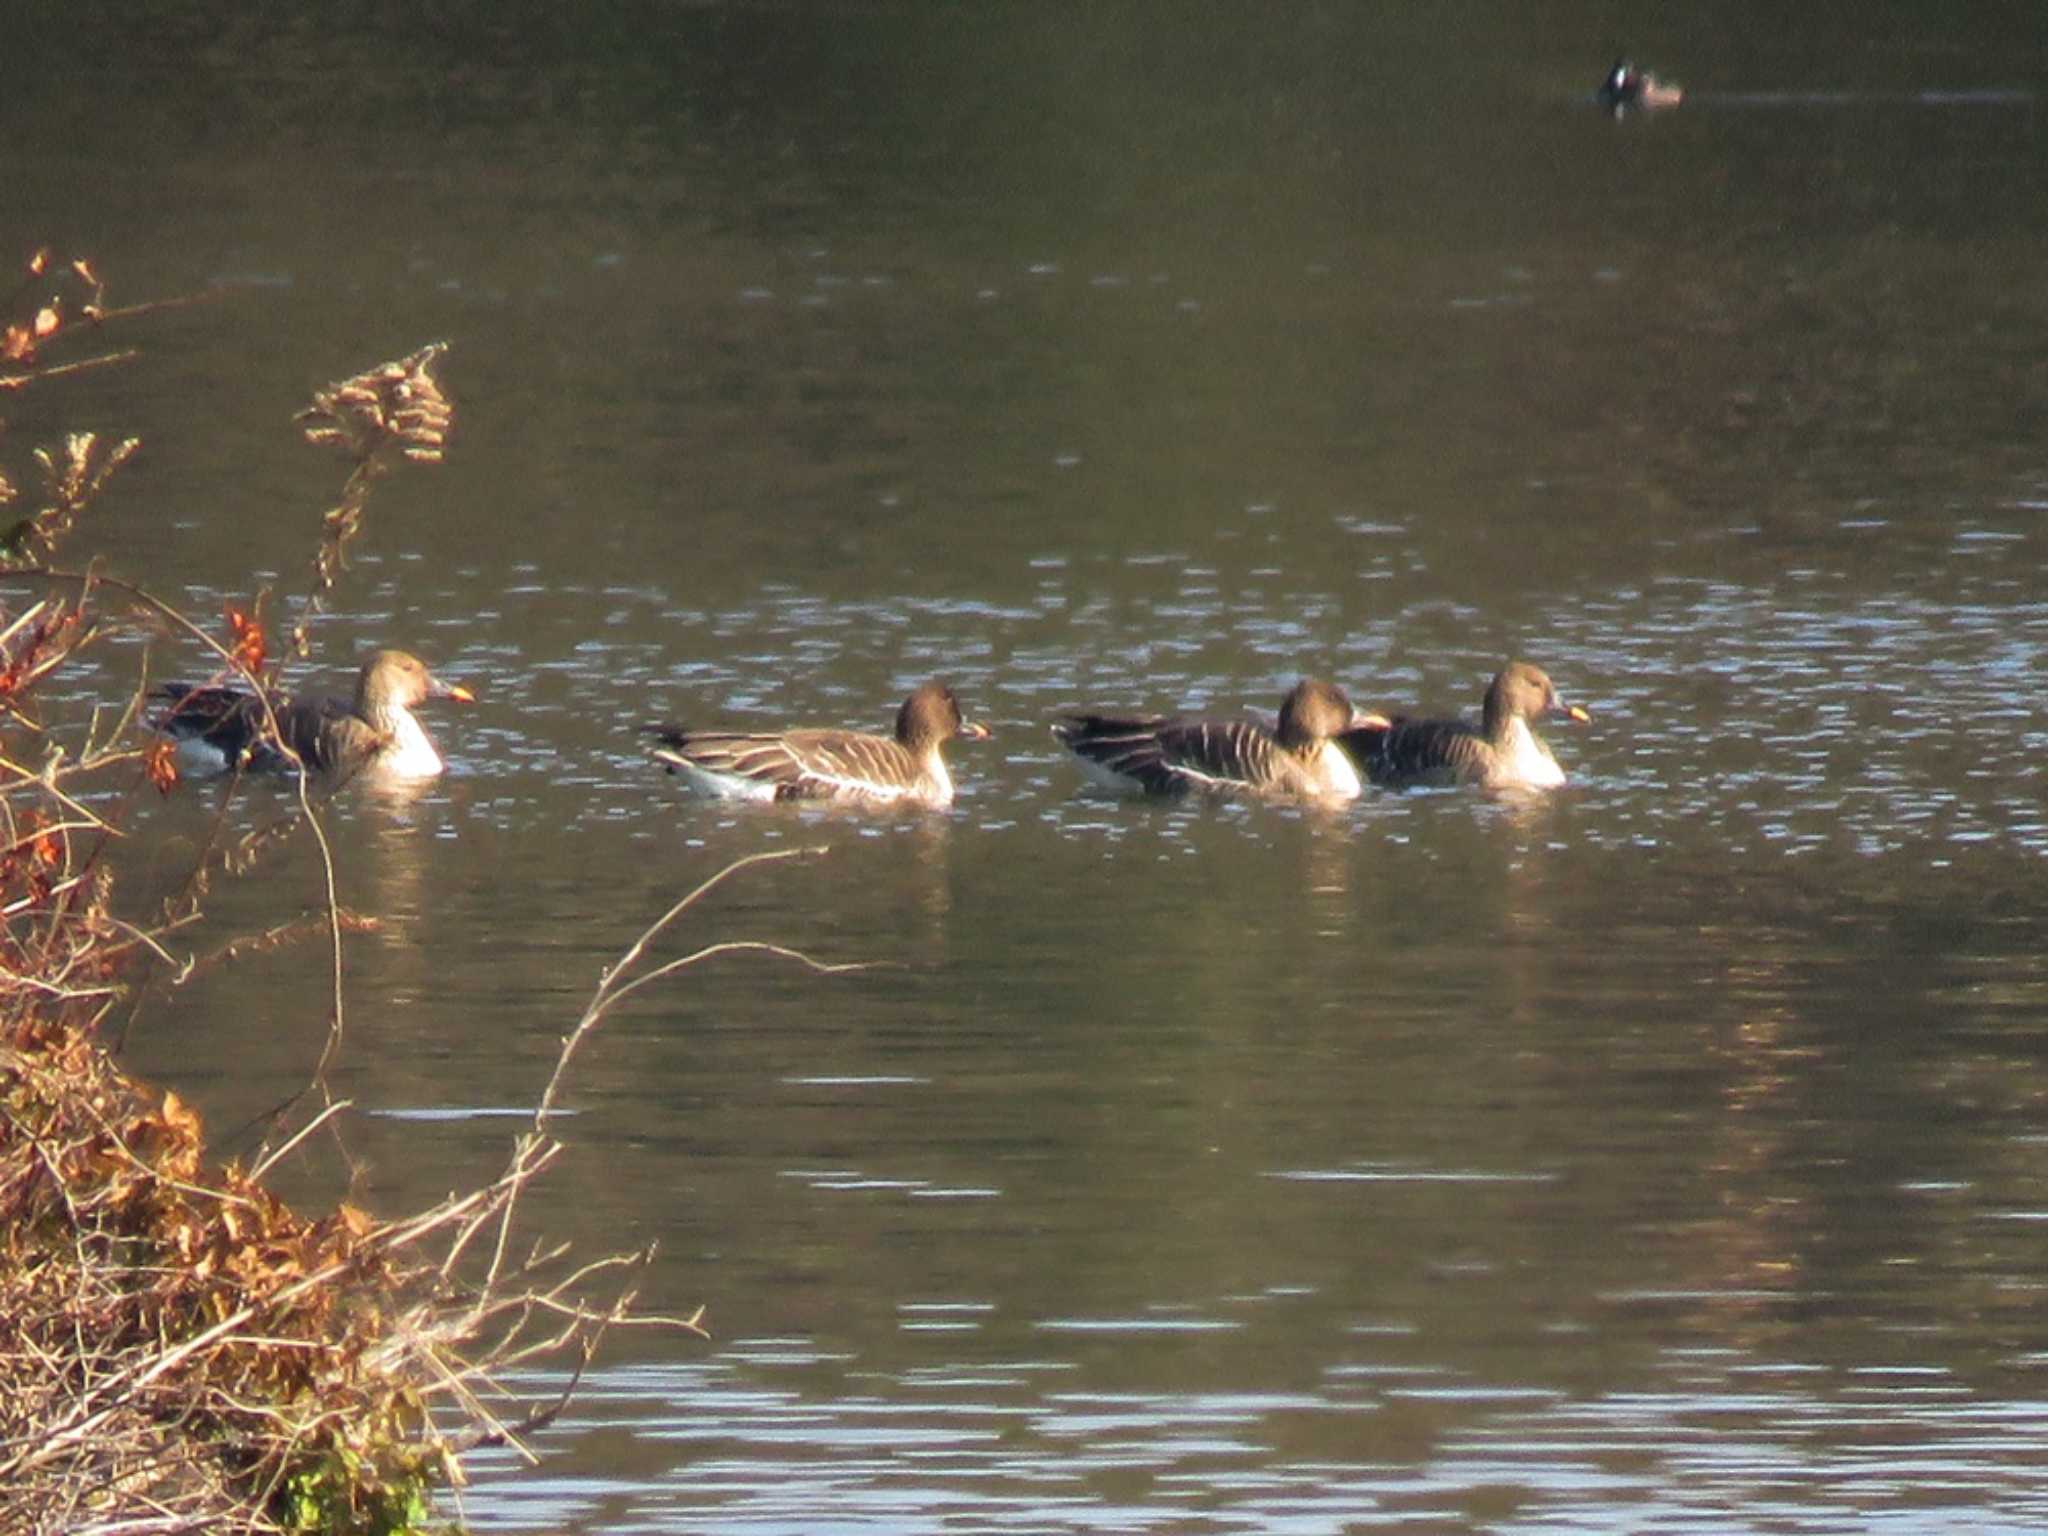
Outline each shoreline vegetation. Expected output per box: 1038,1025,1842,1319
0,251,838,1533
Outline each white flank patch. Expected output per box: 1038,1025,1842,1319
655,752,782,802
914,751,951,805
1496,718,1566,789
1311,741,1362,799
374,710,446,778
173,736,236,779
802,764,922,804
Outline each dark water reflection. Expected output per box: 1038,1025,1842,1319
12,4,2048,1532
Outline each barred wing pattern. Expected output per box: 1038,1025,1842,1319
151,684,378,775
1055,714,1304,796
1340,717,1494,788
647,726,940,804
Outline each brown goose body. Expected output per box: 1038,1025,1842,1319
1054,677,1372,800
1341,661,1589,791
647,680,989,807
151,649,474,779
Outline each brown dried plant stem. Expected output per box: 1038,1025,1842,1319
0,285,546,1533
464,844,861,1296
3,310,878,1531
534,843,855,1134
416,845,866,1474
2,845,867,1529
11,563,350,1114
286,341,450,665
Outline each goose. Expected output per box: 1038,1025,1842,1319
1340,661,1590,791
1054,677,1376,800
1598,57,1685,115
646,680,990,807
151,648,474,779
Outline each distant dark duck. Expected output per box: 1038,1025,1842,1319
1341,661,1591,791
646,680,990,807
1053,677,1379,800
1598,57,1685,115
151,648,474,779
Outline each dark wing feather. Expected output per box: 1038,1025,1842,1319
153,680,385,776
151,683,265,756
1343,715,1493,788
154,683,377,775
1055,713,1297,795
1055,713,1188,795
1152,718,1297,790
278,696,381,773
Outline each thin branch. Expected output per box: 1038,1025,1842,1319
599,939,876,1013
246,1098,353,1184
0,349,142,389
533,844,834,1136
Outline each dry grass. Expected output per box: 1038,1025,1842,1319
0,251,820,1534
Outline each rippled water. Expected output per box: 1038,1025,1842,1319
13,5,2048,1532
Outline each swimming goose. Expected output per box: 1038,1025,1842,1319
1340,661,1590,791
1054,677,1376,800
151,648,475,779
646,680,990,806
1597,57,1685,115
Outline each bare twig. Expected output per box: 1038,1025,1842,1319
245,1098,353,1185
2,313,835,1534
535,843,838,1135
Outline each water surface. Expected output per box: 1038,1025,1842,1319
9,5,2048,1531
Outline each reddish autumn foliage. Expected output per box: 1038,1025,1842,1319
144,735,180,794
2,258,688,1534
225,599,268,676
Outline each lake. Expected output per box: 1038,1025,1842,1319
9,4,2048,1531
